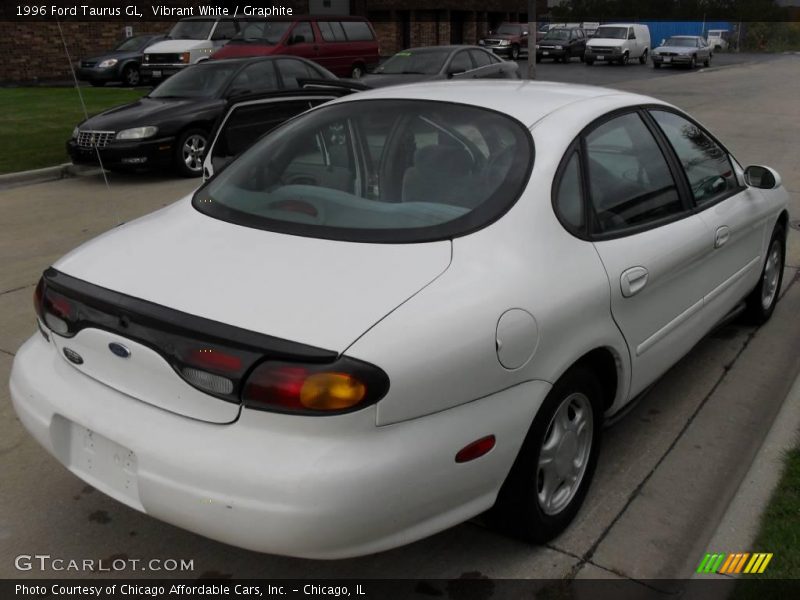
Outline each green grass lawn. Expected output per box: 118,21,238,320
0,87,147,175
733,445,800,597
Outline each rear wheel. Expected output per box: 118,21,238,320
175,128,208,178
489,365,603,542
350,63,365,79
743,223,786,324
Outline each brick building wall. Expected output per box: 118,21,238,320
0,0,534,83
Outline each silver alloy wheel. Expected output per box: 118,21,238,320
125,67,140,86
182,134,206,173
761,240,782,310
537,392,593,515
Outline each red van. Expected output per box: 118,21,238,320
212,16,380,79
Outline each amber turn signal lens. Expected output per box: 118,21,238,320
300,372,367,410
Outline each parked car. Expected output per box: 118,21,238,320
707,29,730,51
358,46,519,88
140,17,240,83
536,28,588,62
18,80,789,558
212,16,380,79
77,34,166,87
67,56,336,177
479,22,530,60
585,23,651,65
652,36,711,69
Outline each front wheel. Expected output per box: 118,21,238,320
743,223,786,324
511,44,520,61
585,58,594,65
489,365,603,542
620,52,629,65
704,55,711,67
175,129,208,178
639,49,648,64
689,55,697,69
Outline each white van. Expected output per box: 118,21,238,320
141,17,240,82
585,23,651,65
707,29,730,51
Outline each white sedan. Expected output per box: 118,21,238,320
10,81,789,559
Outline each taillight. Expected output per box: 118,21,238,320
42,288,75,336
33,277,45,319
243,357,389,414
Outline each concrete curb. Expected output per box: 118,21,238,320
692,365,800,581
0,163,102,190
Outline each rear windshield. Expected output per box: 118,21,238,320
375,49,448,75
194,99,533,243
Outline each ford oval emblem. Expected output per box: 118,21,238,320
63,347,83,365
108,342,131,358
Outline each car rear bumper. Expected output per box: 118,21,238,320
66,137,175,170
10,332,548,558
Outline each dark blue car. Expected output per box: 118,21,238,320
77,34,166,87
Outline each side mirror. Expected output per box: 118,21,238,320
745,165,781,190
660,39,666,46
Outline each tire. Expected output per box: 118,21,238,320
122,64,140,87
704,55,711,67
689,55,697,69
350,63,364,79
585,58,594,66
579,53,585,63
743,223,786,324
653,62,661,69
620,52,629,65
535,55,541,63
489,365,603,543
175,128,208,178
639,49,648,65
511,44,520,61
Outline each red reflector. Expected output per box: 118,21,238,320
455,435,496,463
34,278,45,318
188,348,243,372
245,365,309,410
48,293,73,318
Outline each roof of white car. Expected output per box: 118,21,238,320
337,80,656,127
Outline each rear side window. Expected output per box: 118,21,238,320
649,110,739,207
194,99,534,243
554,151,585,231
341,21,374,41
319,21,347,42
585,112,681,234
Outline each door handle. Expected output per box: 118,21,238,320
715,226,730,248
620,266,649,298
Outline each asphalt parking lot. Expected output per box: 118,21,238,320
1,54,799,583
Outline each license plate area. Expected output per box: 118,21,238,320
152,69,162,77
664,57,672,63
597,55,604,60
51,415,143,510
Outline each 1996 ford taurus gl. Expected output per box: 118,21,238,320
10,81,788,558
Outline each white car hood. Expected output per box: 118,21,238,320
587,38,625,48
144,39,211,53
53,197,452,352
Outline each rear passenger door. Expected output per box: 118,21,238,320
204,92,346,179
558,109,713,395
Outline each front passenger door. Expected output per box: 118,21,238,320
582,111,711,395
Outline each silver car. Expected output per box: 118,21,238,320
652,35,712,69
